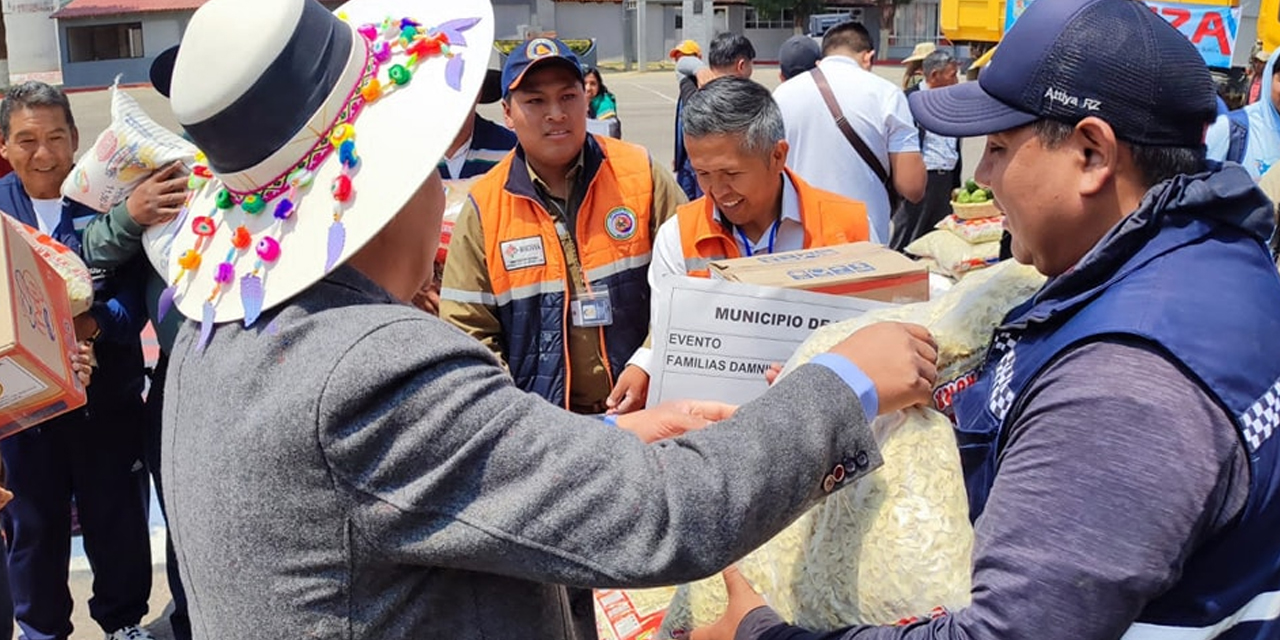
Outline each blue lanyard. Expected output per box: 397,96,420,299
736,221,780,257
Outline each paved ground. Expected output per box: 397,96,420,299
46,63,985,640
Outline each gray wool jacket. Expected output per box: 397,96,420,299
161,266,881,639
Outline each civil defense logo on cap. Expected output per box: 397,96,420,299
526,37,558,59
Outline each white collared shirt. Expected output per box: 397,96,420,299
629,172,804,373
918,82,960,172
773,55,920,245
714,171,804,256
442,137,473,181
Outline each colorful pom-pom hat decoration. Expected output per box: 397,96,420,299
146,0,492,343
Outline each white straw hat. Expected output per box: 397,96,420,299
903,41,936,63
151,0,493,334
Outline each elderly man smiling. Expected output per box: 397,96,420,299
617,76,872,409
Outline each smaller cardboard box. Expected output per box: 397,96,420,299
594,586,676,640
710,242,929,303
0,216,86,437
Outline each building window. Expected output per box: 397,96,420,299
891,3,940,46
745,6,796,29
66,23,144,63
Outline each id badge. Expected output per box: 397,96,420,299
570,285,614,327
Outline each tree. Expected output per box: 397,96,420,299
747,0,825,34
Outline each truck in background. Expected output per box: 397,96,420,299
943,0,1279,107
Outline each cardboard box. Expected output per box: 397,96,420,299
594,586,676,640
0,216,86,437
709,242,930,303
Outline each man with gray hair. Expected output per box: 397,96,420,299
614,77,872,405
890,48,964,250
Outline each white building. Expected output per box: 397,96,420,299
2,0,65,86
46,0,339,89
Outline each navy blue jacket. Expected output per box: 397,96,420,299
437,115,517,180
954,166,1280,638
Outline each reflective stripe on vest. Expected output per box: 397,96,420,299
494,279,569,306
1119,590,1280,640
584,253,652,283
683,256,717,275
439,287,496,306
676,168,870,277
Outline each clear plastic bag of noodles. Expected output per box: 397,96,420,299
658,261,1046,636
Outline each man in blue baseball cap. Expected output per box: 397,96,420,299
441,35,685,632
691,0,1280,638
440,43,686,402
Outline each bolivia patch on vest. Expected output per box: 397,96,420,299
500,236,547,271
605,206,638,241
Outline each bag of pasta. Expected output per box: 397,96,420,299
905,230,1000,279
62,79,197,215
935,214,1005,245
658,261,1046,636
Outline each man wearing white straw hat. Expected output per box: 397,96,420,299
900,41,936,91
156,0,938,637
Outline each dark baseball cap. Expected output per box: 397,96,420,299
779,35,821,80
501,37,583,98
909,0,1217,147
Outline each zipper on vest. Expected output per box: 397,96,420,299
526,163,621,408
573,180,617,391
554,216,575,412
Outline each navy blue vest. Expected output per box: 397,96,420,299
483,137,653,411
953,169,1280,637
436,115,517,180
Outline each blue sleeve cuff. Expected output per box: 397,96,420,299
809,353,878,422
601,414,619,427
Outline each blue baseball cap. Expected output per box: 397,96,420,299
501,37,584,98
909,0,1217,147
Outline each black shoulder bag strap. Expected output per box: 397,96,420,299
810,67,901,210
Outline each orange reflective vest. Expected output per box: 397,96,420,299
677,168,870,276
471,135,654,408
